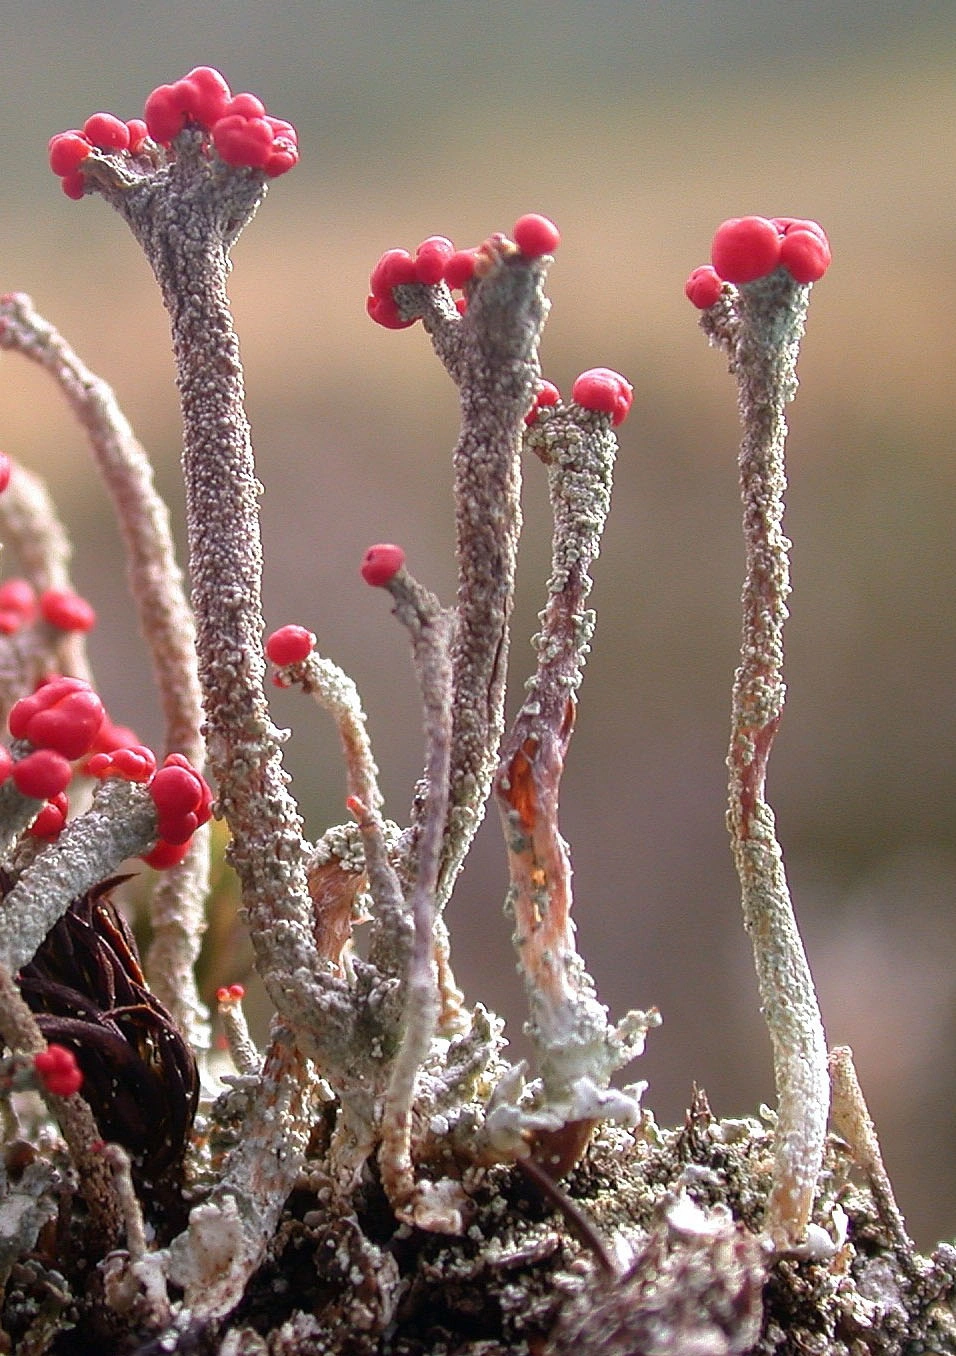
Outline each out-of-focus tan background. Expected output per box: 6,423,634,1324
0,1,952,1246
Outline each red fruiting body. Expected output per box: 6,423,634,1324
212,114,274,169
366,294,416,330
82,112,130,152
217,982,246,1004
779,226,832,283
263,118,299,177
12,750,72,801
34,1044,83,1097
571,368,634,426
61,171,86,201
265,144,299,177
414,236,455,285
512,213,560,258
143,81,190,144
443,249,478,289
711,216,782,284
525,380,562,425
9,676,105,761
265,624,315,666
48,131,92,176
141,838,190,870
772,216,828,244
126,119,149,153
369,249,418,297
0,452,10,493
39,588,96,632
28,792,69,840
149,754,213,845
265,117,298,147
182,66,232,127
223,92,266,119
360,543,406,587
684,265,724,309
0,746,13,785
85,745,157,783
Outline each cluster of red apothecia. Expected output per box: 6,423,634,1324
0,452,210,860
32,1043,83,1097
48,65,298,198
366,212,563,329
1,674,211,866
685,215,832,309
367,215,633,424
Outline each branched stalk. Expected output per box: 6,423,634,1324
0,291,209,1048
703,269,829,1246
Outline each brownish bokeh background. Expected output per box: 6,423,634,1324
0,2,952,1246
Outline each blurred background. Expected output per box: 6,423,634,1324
0,0,952,1247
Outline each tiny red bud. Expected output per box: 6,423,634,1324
360,543,405,587
266,624,315,666
525,380,562,425
512,213,560,258
85,745,156,783
28,792,69,840
82,112,130,152
34,1044,83,1098
48,131,92,176
370,249,418,297
684,265,724,309
126,119,149,153
414,236,455,285
60,171,87,201
39,588,96,633
571,368,634,426
443,249,478,289
149,754,213,845
0,453,10,494
366,294,416,330
779,225,831,283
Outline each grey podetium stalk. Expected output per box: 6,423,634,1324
697,238,830,1247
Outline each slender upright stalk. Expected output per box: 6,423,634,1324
705,270,829,1246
